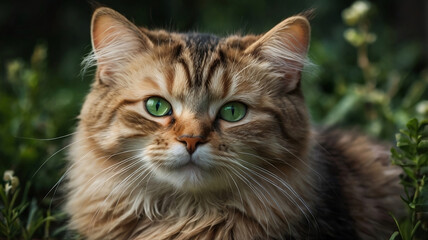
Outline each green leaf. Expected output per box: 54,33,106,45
0,186,8,208
391,148,402,161
9,189,20,214
400,195,411,205
0,221,8,235
400,129,411,138
410,220,421,238
19,182,31,207
396,133,412,147
26,215,56,240
26,199,38,231
391,215,412,240
323,90,359,125
403,80,428,109
419,119,428,131
389,231,399,240
421,165,428,176
403,167,416,181
406,118,419,135
21,226,30,240
417,140,428,153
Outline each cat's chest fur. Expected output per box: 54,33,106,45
66,7,403,240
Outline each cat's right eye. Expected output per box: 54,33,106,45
145,97,172,117
219,102,247,122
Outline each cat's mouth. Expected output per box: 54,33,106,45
150,145,219,189
167,155,210,172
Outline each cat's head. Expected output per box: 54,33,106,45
78,7,311,192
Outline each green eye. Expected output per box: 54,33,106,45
219,102,247,122
145,97,172,117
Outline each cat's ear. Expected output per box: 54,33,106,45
245,16,310,92
89,7,153,84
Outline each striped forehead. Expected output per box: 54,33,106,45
182,33,220,88
168,34,226,105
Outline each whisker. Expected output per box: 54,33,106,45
32,135,93,179
85,149,145,186
133,163,161,218
15,132,77,141
221,163,271,228
45,148,97,201
232,157,317,231
224,170,244,209
236,150,302,176
112,163,150,204
90,157,143,222
277,145,324,181
226,168,269,235
90,155,142,198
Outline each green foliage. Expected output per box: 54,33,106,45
0,44,83,239
303,1,428,138
390,118,428,240
0,171,63,240
0,44,83,193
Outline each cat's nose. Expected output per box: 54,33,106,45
177,135,206,154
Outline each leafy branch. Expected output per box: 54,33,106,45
390,118,428,240
0,171,57,240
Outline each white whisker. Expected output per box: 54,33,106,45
15,132,77,141
32,135,93,179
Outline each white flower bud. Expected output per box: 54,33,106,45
5,183,12,195
352,1,371,16
416,101,428,115
11,176,20,190
3,170,14,182
342,1,372,26
344,28,365,47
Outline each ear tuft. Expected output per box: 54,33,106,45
245,16,311,92
83,7,153,84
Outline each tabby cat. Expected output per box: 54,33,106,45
66,7,403,240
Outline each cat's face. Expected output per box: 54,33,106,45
79,8,311,192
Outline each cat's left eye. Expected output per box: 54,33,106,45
219,102,247,122
145,97,172,117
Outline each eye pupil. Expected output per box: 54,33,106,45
155,100,160,112
231,106,235,116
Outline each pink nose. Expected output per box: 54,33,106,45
178,136,206,154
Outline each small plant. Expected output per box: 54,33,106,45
0,170,59,240
304,0,428,138
1,44,84,240
390,118,428,240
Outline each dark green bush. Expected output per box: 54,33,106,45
0,45,80,239
390,118,428,240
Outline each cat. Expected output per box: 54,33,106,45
65,7,404,240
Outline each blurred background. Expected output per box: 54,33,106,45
0,0,427,238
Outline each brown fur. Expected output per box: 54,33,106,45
66,7,403,239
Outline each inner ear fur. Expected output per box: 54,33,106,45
244,16,311,92
90,7,153,83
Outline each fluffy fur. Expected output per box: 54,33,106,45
66,7,403,239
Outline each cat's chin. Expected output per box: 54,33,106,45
154,161,223,192
155,164,212,191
